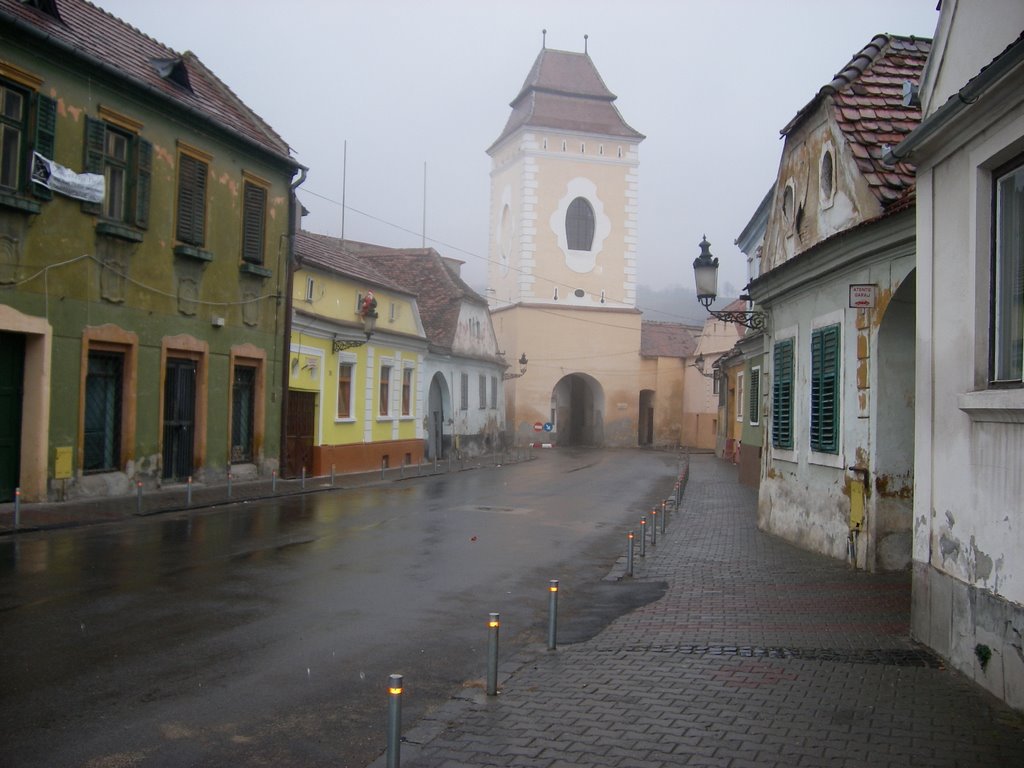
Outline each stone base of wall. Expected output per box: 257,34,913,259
913,561,1024,711
312,440,423,477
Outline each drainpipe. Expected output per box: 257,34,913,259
280,166,308,475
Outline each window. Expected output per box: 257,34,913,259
231,365,255,463
772,339,794,450
176,150,208,246
379,365,392,416
810,325,841,453
736,372,745,422
0,83,26,191
820,147,835,205
490,376,497,409
479,374,487,409
83,351,123,472
749,366,761,427
305,277,314,301
241,179,267,265
337,362,353,419
993,160,1024,384
401,367,412,416
460,372,469,411
712,370,720,395
83,116,152,227
566,197,595,251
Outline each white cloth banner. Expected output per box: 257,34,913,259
31,152,105,203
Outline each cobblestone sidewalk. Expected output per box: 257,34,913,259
370,454,1024,767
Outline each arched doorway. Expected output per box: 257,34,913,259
871,270,915,570
638,389,655,446
551,373,605,446
427,372,452,460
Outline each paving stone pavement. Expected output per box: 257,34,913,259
369,454,1024,768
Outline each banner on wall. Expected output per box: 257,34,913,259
31,152,105,203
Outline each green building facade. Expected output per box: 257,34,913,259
0,0,301,502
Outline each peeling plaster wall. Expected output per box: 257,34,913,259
910,2,1024,709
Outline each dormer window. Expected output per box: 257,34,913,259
21,0,62,21
150,58,193,93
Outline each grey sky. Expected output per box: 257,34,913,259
95,0,939,308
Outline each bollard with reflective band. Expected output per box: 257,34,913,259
227,471,233,499
13,487,20,530
661,499,668,534
331,464,336,486
627,530,634,576
547,580,559,651
386,673,403,768
272,469,278,493
486,612,500,695
136,480,143,515
639,517,647,557
301,466,306,490
650,508,658,546
186,476,192,507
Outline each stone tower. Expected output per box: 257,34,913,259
488,42,646,446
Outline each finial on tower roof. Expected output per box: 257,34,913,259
584,34,589,54
542,29,547,49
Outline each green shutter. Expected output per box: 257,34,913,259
82,116,105,214
31,93,57,200
748,368,760,425
810,325,840,453
134,138,152,229
241,181,266,264
176,154,206,246
772,340,793,449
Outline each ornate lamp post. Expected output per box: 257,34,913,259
692,235,765,331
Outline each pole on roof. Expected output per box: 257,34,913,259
341,140,347,241
422,161,427,248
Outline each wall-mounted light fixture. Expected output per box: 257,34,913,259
692,235,765,330
691,353,716,379
333,291,379,352
503,353,529,380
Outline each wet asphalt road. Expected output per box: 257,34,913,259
0,448,677,767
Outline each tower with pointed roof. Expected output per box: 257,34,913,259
487,41,646,446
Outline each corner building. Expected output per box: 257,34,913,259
487,43,647,446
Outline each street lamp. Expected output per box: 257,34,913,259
503,353,528,380
333,292,379,352
692,235,765,330
691,353,715,378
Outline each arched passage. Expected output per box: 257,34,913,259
871,270,915,570
552,373,605,446
427,372,452,460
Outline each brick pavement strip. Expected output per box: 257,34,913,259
367,454,1024,768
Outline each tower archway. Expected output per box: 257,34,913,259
551,373,605,446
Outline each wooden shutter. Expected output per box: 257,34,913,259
31,93,57,200
134,138,152,229
81,116,105,214
748,368,760,425
772,340,793,449
242,181,266,264
811,325,840,453
176,153,206,245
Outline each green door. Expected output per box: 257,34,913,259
0,332,25,502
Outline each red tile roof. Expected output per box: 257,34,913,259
294,232,413,296
353,245,492,355
782,34,931,208
640,321,700,359
489,47,644,151
1,0,295,165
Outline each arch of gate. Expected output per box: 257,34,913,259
551,373,605,446
427,372,452,459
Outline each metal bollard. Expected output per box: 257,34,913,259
661,499,668,534
381,458,386,481
227,471,233,499
301,466,306,490
14,486,20,530
272,469,278,493
627,530,634,576
547,580,559,651
136,480,143,514
639,517,647,557
186,476,192,507
486,612,500,696
387,673,403,768
331,464,336,486
650,508,658,546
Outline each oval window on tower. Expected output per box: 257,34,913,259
566,197,595,251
